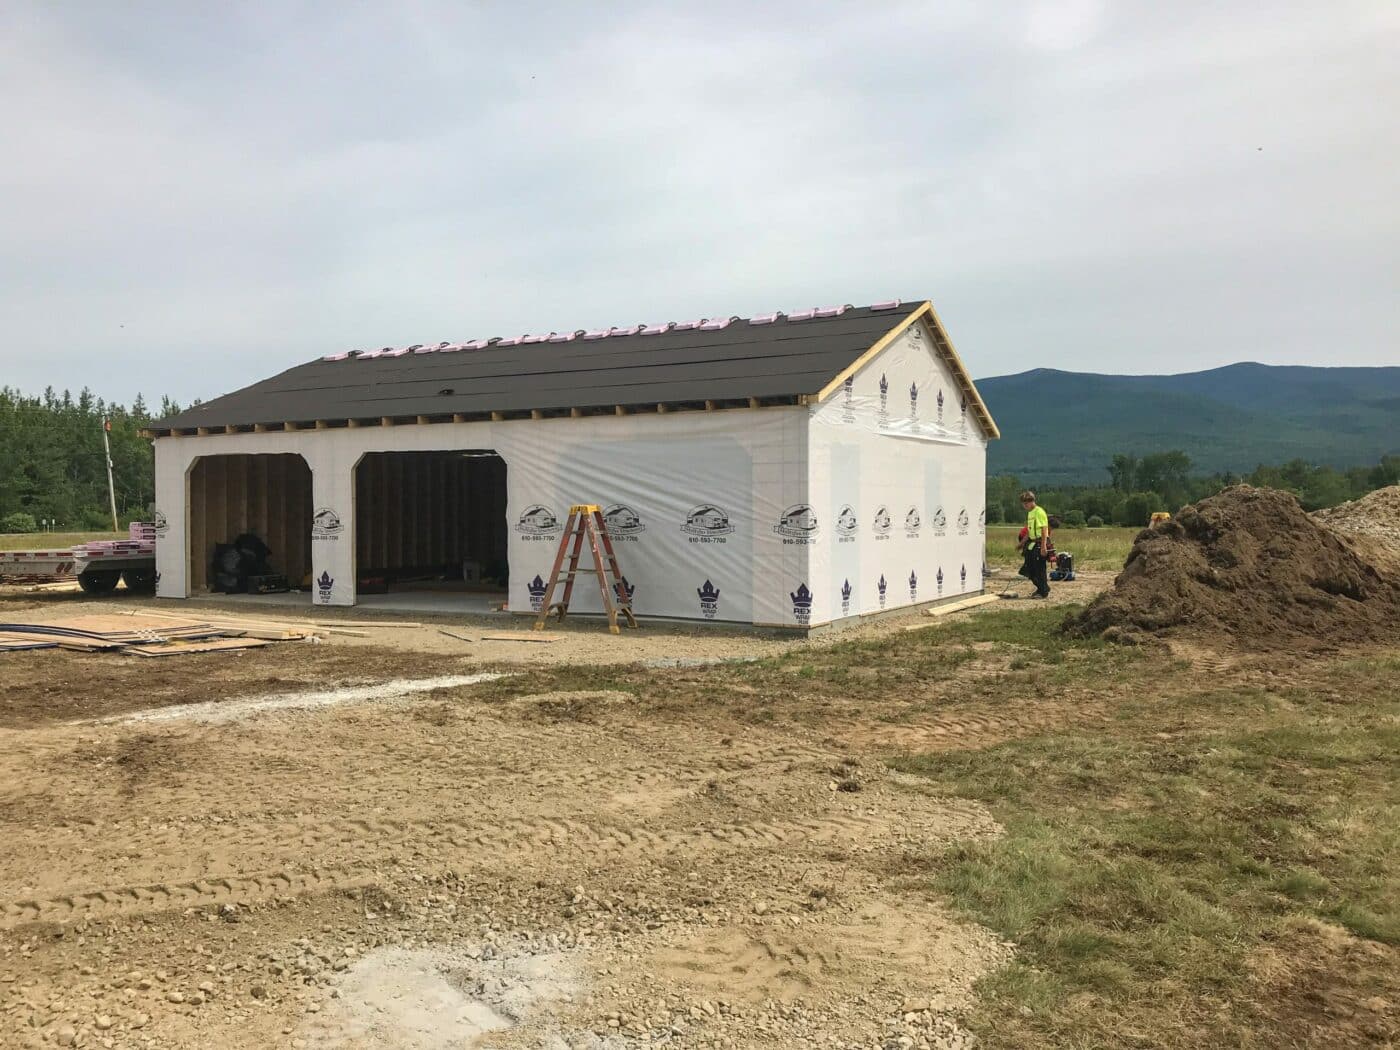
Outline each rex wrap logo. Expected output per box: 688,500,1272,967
909,570,918,602
877,573,888,609
978,507,986,533
937,566,944,596
152,509,169,535
960,394,968,434
682,504,734,544
774,504,819,545
960,563,968,591
603,504,646,542
527,574,548,611
697,580,720,619
316,570,334,604
836,504,858,543
790,583,813,625
617,577,636,605
904,506,922,538
840,579,852,616
842,376,855,423
937,388,945,426
909,381,919,431
957,507,970,535
878,373,889,427
312,507,343,541
515,505,563,542
931,506,948,537
872,505,892,541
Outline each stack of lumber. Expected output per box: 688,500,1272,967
113,608,390,638
0,613,313,657
71,523,158,560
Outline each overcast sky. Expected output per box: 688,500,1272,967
2,1,1396,406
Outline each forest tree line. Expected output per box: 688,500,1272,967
0,387,180,532
2,389,1396,535
987,450,1400,528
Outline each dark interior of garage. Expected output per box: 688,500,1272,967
353,450,507,594
187,453,312,592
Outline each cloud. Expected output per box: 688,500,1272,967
0,0,1396,405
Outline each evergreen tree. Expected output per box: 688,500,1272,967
0,386,175,529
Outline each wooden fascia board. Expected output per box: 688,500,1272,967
146,396,809,439
924,303,1000,440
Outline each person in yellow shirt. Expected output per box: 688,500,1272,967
1020,490,1051,599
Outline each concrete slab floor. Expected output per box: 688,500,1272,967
215,588,509,616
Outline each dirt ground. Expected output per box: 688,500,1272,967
0,569,1102,683
0,575,1108,1050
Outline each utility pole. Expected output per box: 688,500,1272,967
102,418,119,532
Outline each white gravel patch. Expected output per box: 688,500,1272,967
94,673,508,726
303,945,623,1049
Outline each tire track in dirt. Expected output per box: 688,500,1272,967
12,735,838,835
0,812,893,931
0,865,371,929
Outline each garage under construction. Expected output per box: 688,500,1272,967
148,298,998,628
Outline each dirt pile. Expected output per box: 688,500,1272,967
1313,485,1400,538
1068,485,1400,649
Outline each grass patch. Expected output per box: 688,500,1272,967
987,524,1137,570
889,639,1400,1048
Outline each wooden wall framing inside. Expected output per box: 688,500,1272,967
187,454,313,591
354,451,507,580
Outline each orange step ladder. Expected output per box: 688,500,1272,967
532,504,639,634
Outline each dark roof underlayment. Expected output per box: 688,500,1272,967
153,300,999,438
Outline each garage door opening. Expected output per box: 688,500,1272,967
354,450,508,613
187,454,312,595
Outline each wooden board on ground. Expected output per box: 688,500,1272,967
0,632,124,651
902,594,1001,632
0,611,310,656
112,608,324,639
125,638,273,658
481,631,560,643
0,639,57,652
310,620,422,629
46,614,227,638
923,594,1001,617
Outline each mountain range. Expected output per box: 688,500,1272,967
977,362,1400,486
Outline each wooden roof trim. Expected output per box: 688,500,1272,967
810,300,999,441
925,303,1000,440
140,397,802,438
814,301,930,402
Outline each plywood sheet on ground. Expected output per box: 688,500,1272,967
126,638,273,657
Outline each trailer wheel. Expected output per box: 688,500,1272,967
77,569,122,596
122,568,157,594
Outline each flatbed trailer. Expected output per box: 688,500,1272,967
0,524,157,596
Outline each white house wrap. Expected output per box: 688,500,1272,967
148,300,998,628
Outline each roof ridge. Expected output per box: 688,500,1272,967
325,299,909,362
